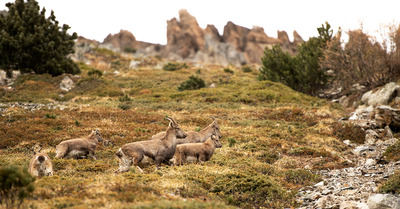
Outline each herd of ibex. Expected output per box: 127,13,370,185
28,116,222,177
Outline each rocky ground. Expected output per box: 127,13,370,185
297,132,400,209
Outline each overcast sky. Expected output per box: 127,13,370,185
1,0,399,44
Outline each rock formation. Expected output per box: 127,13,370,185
102,30,164,56
103,29,136,52
85,9,303,66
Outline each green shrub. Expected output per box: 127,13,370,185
223,68,234,74
227,137,236,147
123,47,136,54
0,166,35,209
379,172,400,194
209,172,295,208
45,113,57,119
258,22,332,95
288,146,331,157
87,69,103,78
94,47,117,57
241,66,253,73
283,169,321,186
119,95,132,102
162,62,188,71
383,141,400,161
257,150,280,164
178,75,205,91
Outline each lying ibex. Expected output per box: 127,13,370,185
28,152,53,178
116,117,187,173
55,129,103,159
152,116,222,144
173,135,222,166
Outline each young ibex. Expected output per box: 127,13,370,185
55,129,103,159
116,117,187,173
173,135,222,166
151,116,222,144
28,153,53,178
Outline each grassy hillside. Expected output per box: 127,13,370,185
0,49,353,208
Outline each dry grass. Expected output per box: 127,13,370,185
0,50,352,208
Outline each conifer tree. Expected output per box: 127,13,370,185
0,0,80,76
259,22,333,95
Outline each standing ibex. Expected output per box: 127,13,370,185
115,117,187,173
28,152,53,178
173,135,222,166
151,116,222,144
55,129,103,159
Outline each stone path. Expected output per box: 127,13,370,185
296,138,400,209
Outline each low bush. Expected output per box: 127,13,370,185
378,172,400,194
162,62,188,71
87,69,103,77
178,75,206,91
223,68,234,74
332,122,365,144
0,166,35,209
283,169,321,186
383,141,400,161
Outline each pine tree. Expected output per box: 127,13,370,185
0,0,80,76
259,22,333,95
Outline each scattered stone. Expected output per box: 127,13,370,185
365,130,379,144
129,60,140,69
365,159,377,167
344,140,351,146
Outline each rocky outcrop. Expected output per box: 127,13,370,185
101,30,164,57
165,9,205,59
103,29,136,52
164,10,302,65
91,9,303,66
361,82,400,107
344,82,400,130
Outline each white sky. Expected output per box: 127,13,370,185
1,0,399,44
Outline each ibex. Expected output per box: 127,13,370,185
173,135,222,166
55,129,103,159
116,117,187,173
152,116,222,144
28,152,53,177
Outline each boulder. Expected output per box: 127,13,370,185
361,82,400,107
60,76,75,92
0,70,20,86
368,194,400,209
